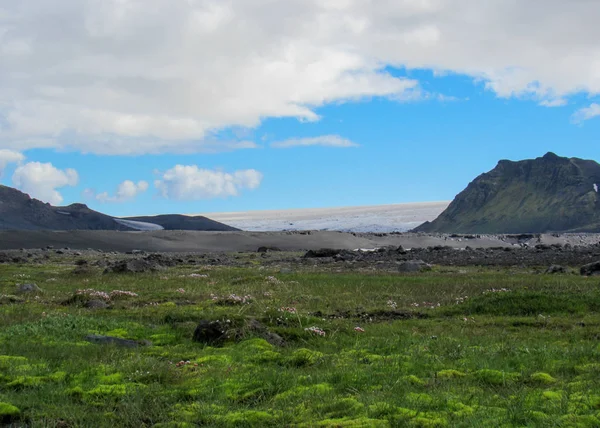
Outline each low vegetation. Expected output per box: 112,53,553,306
1,257,600,427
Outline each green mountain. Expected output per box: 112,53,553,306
415,152,600,233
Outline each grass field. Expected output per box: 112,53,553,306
1,259,600,427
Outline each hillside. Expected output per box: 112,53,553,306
415,152,600,233
0,185,238,232
0,185,134,231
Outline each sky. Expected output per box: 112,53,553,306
0,0,599,217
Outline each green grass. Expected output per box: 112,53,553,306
1,260,600,426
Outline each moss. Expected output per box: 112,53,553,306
236,338,273,353
530,372,557,384
196,355,233,367
223,380,268,403
542,390,563,401
527,411,550,422
98,373,124,384
337,350,384,365
152,423,196,428
437,369,466,379
273,383,333,403
66,386,85,398
406,393,434,409
559,414,600,427
0,355,28,369
300,417,389,427
161,302,177,308
448,401,475,417
574,363,600,374
149,333,178,346
288,348,324,367
217,410,280,426
84,383,146,401
0,402,20,422
317,397,365,418
13,363,48,373
5,375,46,388
474,369,519,385
404,375,426,386
409,417,448,428
235,338,282,363
368,402,396,418
105,328,129,338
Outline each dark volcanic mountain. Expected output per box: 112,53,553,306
124,215,239,231
415,152,600,233
0,185,134,231
0,185,239,231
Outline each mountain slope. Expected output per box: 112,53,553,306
0,185,134,231
0,185,239,231
124,214,240,231
415,152,600,233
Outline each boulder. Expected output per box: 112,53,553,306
193,320,228,345
16,283,42,293
84,334,149,348
103,258,165,274
545,265,568,274
257,246,281,253
304,248,342,258
397,260,432,273
247,319,286,347
85,300,109,309
580,261,600,276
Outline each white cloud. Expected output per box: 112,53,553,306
271,135,359,148
95,180,149,203
539,99,567,107
571,103,600,124
155,165,263,200
0,149,25,176
0,1,599,154
12,162,78,205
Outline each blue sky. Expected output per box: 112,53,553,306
1,1,599,217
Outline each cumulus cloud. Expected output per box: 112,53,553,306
0,149,25,176
155,166,263,200
12,162,78,205
95,180,149,203
271,135,359,148
0,1,599,154
571,103,600,124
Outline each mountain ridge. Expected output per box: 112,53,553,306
0,185,238,231
414,152,600,233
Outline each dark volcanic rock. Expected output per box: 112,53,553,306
546,265,568,274
304,248,343,258
193,320,228,345
85,300,109,309
580,261,600,276
103,258,166,274
415,152,600,233
257,246,281,253
247,319,286,347
397,260,432,273
85,334,148,348
16,283,42,293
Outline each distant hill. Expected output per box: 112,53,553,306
124,214,239,232
414,152,600,233
0,185,238,232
